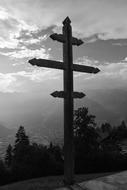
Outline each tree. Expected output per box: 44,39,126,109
15,126,29,146
74,107,100,173
5,144,13,167
101,122,112,134
48,142,63,162
13,126,30,163
74,107,98,151
107,121,127,142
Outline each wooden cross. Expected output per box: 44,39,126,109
28,17,100,185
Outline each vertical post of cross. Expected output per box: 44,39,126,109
63,17,74,185
28,16,100,186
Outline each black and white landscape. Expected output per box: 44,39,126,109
0,0,127,188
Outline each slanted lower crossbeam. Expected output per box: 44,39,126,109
28,16,100,186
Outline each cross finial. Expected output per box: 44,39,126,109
63,17,71,25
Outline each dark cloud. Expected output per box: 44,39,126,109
73,39,127,64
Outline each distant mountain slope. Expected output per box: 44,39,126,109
19,88,127,143
38,95,119,143
0,124,15,138
0,89,126,144
75,96,119,124
86,88,127,124
0,124,15,158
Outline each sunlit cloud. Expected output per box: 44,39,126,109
123,57,127,62
19,35,48,45
80,60,127,90
0,5,38,49
0,68,61,93
0,0,127,58
0,0,127,41
0,47,50,59
0,72,17,93
0,7,9,20
0,1,126,95
75,56,99,66
14,69,60,82
73,55,127,90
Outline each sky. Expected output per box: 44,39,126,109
0,0,127,130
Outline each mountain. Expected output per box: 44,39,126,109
0,88,126,147
0,88,127,157
75,96,119,125
0,124,15,138
86,88,127,124
32,88,127,144
0,124,15,158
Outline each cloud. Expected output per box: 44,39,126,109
0,5,38,49
19,35,48,45
0,7,10,20
14,69,60,82
112,42,127,46
0,55,127,97
0,1,127,94
83,61,127,89
0,0,127,54
73,55,127,90
99,62,127,79
83,34,100,44
75,56,99,66
1,0,127,41
0,72,17,93
0,68,61,93
0,47,50,59
123,57,127,62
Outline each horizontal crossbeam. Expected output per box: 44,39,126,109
29,58,65,70
51,91,64,98
50,33,84,46
50,33,65,43
73,64,100,74
51,91,85,99
29,58,100,74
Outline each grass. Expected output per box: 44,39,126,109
0,172,116,190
